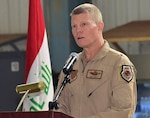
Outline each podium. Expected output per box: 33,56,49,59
0,111,73,118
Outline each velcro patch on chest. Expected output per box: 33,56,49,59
120,65,133,82
70,70,78,82
86,69,103,79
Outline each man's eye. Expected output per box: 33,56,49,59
72,25,76,28
83,23,87,25
81,23,87,27
82,23,86,26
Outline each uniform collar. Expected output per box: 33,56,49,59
80,40,110,62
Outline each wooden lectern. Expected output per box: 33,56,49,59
0,111,73,118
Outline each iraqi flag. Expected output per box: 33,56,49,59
23,0,54,111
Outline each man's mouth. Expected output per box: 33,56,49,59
77,37,84,40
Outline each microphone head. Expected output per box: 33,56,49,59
70,52,79,59
63,52,78,74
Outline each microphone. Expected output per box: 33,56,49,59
16,81,45,94
63,52,78,75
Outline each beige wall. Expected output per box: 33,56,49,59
92,0,150,31
92,0,150,55
0,0,150,34
0,0,28,34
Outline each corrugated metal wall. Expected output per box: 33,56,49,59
0,0,150,34
92,0,150,31
0,0,28,34
92,0,150,55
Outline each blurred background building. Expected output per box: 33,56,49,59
0,0,150,117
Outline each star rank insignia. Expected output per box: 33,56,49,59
120,65,133,83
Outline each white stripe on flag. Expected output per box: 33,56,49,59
23,31,54,111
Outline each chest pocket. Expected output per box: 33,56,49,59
86,69,103,79
84,67,112,98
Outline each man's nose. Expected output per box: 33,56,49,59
76,26,83,33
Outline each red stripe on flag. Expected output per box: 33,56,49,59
25,0,45,82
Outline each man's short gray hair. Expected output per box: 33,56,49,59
70,3,103,24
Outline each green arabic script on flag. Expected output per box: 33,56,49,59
27,62,53,111
22,0,54,111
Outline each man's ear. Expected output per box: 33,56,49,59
98,22,104,31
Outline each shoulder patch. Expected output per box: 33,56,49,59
120,65,133,83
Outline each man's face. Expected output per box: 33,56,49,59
71,12,102,49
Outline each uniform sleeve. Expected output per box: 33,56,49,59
87,55,137,118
